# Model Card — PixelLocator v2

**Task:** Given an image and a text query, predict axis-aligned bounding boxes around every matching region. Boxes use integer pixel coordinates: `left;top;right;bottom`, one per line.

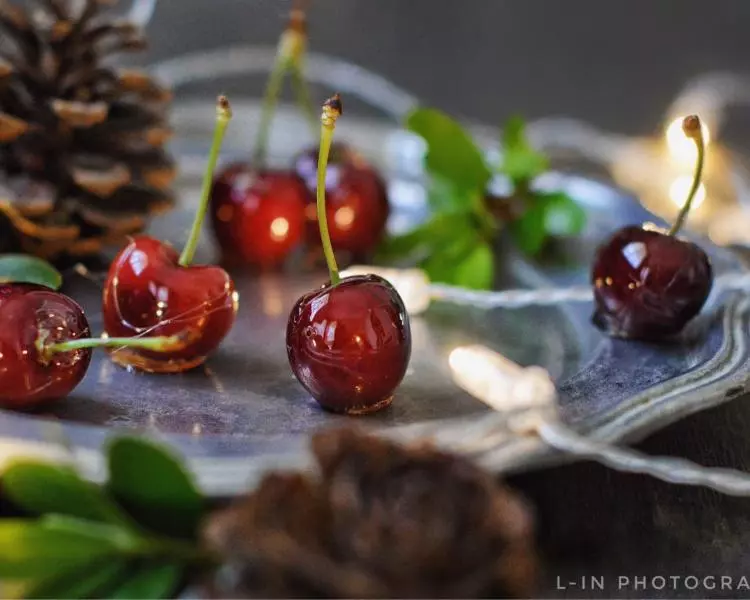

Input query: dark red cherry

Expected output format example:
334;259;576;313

294;142;389;260
210;164;309;269
287;274;411;414
102;236;238;373
591;225;712;340
0;283;91;408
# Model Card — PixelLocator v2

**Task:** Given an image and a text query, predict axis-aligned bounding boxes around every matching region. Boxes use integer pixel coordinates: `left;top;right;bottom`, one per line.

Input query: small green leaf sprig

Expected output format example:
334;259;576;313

0;255;62;290
377;109;586;289
0;437;211;600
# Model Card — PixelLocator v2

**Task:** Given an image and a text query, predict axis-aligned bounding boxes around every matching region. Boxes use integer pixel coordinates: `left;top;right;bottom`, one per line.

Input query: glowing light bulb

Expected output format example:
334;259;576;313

665;116;710;166
448;345;556;414
269;217;290;241
334;206;355;230
340;265;431;315
669;175;706;209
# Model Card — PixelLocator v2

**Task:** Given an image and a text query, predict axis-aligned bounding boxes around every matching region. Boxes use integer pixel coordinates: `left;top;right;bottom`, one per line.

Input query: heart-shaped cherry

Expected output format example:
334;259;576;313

209;6;313;269
286;95;412;414
0;283;180;408
591;114;713;340
294;142;389;262
103;97;239;373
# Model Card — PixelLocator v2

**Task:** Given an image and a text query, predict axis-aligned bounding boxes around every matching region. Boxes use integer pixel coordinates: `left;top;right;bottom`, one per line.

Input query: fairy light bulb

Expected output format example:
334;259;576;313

341;265;431;315
448;345;556;414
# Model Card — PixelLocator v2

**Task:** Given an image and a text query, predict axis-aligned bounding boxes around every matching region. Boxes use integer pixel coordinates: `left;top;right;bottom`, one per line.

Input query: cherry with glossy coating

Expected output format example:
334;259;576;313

591;115;713;340
210;165;309;269
0;283;181;408
209;6;313;269
287;274;411;413
102;97;238;373
286;94;412;414
0;283;91;408
294;142;389;261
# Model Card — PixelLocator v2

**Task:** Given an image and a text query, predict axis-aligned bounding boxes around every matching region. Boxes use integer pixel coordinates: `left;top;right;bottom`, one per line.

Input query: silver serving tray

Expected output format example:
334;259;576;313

0;59;747;496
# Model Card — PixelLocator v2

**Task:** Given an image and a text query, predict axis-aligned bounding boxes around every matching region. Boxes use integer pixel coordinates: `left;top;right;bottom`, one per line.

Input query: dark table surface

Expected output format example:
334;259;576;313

140;2;750;597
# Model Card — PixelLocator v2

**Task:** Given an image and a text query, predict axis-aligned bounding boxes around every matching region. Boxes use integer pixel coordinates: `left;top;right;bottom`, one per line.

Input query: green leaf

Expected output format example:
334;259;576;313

2;462;130;527
0;519;132;578
406;107;492;193
510;191;586;256
107;437;203;539
23;558;130;600
0;255;61;290
376;212;479;264
510;201;547;256
107;562;183;600
499;116;549;185
537;191;586;237
452;240;494;290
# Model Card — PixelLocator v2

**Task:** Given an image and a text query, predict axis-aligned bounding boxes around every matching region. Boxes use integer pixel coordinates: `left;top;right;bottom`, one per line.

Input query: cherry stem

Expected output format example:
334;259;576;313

290;61;318;135
40;334;184;360
317;94;343;285
252;6;313;164
179;96;232;267
668;114;706;237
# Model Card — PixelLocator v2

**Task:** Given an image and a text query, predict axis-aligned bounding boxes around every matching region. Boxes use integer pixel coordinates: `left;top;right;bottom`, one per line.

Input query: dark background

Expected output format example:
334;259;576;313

145;0;750;142
143;2;750;597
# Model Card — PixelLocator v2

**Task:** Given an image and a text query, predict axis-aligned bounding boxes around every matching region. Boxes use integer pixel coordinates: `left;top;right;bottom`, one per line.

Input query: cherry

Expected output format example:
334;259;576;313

209;6;313;270
102;97;239;373
0;283;180;408
286;95;412;414
591;115;713;340
294;142;389;261
210;165;309;269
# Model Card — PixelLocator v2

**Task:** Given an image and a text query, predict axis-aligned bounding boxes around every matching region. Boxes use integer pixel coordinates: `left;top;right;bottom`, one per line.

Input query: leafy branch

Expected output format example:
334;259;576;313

0;437;212;599
376;108;586;289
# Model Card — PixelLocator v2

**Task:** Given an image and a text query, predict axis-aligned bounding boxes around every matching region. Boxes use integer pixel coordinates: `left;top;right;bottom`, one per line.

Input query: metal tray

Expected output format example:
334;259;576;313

0;61;747;496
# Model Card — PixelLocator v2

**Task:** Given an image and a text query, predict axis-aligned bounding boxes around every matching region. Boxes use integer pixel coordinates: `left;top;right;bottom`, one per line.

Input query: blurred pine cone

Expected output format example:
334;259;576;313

204;429;538;599
0;0;175;263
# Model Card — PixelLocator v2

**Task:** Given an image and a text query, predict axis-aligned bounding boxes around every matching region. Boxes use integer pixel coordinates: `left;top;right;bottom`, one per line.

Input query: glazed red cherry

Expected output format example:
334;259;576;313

210;166;309;268
287;95;411;414
102;97;238;373
0;283;180;408
294;142;389;260
0;283;91;408
209;7;313;269
102;236;238;372
591;115;713;340
287;274;411;413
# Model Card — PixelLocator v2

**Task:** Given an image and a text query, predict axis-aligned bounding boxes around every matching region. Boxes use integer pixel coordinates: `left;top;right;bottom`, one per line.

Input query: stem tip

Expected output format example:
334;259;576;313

217;95;232;120
682;114;702;138
322;94;343;127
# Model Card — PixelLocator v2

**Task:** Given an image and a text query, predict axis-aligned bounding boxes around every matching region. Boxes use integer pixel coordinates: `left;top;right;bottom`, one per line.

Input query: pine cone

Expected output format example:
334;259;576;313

0;0;175;262
203;429;538;599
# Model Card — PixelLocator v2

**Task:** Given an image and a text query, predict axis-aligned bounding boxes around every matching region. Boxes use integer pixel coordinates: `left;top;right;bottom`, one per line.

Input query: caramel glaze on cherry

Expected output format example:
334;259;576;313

102;236;238;373
286;274;411;414
294;142;389;261
0;283;91;408
210;164;310;269
591;225;712;340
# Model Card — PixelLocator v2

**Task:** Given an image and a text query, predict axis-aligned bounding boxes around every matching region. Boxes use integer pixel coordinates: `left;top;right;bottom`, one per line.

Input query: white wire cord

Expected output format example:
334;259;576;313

427;270;750;310
537;422;750;496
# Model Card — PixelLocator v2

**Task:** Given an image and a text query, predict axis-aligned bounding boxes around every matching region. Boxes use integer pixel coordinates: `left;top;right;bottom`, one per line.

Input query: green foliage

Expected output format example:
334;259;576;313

0;437;210;599
377;108;587;290
498;116;549;185
107;437;203;539
406;108;492;194
0;255;61;289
